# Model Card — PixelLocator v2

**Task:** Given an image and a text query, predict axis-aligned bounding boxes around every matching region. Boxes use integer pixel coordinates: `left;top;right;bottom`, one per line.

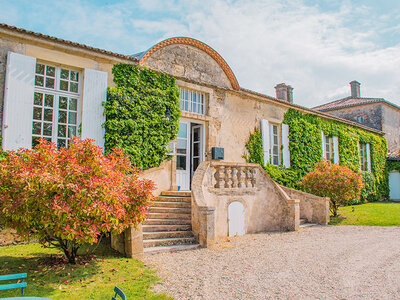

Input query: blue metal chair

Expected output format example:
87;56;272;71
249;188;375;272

112;286;126;300
0;273;27;296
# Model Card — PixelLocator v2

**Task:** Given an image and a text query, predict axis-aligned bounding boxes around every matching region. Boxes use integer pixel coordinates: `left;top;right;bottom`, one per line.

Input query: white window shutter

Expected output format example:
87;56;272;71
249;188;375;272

282;123;290;168
81;68;107;149
333;136;339;164
2;52;36;151
321;131;326;159
260;119;270;166
366;143;371;171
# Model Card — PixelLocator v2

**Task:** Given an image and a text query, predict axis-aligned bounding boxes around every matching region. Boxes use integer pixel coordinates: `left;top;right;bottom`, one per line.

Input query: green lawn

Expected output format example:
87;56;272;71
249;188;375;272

329;202;400;226
0;242;169;299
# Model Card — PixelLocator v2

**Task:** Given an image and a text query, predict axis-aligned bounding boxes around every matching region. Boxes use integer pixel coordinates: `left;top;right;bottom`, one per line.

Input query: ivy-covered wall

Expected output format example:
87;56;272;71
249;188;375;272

104;64;181;170
245;108;389;201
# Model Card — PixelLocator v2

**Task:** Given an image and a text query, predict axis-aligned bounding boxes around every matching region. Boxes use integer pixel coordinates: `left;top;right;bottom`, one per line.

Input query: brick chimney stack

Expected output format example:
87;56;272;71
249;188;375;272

275;83;293;103
350;80;361;98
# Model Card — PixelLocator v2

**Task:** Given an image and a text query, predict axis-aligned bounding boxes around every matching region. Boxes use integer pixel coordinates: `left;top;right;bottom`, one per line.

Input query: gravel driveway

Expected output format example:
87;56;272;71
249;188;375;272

144;226;400;299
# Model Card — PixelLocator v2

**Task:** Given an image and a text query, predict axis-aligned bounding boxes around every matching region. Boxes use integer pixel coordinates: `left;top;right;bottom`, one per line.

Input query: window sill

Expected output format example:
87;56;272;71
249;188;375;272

181;111;211;121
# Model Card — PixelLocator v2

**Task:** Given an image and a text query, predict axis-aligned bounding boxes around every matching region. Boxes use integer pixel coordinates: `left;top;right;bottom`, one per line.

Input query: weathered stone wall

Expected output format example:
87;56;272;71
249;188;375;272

143;44;232;89
0;227;24;246
382;105;400;153
281;186;330;225
323;104;383;131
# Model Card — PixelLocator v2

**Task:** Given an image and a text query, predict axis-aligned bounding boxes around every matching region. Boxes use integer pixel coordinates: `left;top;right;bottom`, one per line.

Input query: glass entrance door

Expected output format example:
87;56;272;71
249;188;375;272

176;121;190;191
191;125;202;178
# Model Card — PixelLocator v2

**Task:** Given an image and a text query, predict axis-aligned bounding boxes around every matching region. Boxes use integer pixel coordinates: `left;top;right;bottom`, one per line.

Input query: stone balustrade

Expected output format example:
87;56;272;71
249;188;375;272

211;162;258;189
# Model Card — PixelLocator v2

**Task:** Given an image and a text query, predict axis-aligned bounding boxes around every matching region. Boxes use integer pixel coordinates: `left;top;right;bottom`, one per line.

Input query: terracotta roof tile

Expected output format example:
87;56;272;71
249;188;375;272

313;97;385;111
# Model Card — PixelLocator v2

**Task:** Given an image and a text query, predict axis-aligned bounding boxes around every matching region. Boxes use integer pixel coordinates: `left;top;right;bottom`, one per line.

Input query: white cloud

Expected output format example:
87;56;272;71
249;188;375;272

2;0;400;107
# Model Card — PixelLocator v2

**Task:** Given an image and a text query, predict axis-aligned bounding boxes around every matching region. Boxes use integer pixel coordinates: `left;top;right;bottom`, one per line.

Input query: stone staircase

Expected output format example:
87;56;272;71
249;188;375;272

142;191;200;254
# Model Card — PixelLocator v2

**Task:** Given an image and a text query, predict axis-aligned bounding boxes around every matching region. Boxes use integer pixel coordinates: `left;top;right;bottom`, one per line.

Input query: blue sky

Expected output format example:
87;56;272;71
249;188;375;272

2;0;400;107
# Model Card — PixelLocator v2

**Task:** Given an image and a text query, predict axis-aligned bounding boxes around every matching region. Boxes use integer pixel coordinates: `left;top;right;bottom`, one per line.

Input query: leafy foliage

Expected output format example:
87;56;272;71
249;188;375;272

244;109;388;201
0;138;154;263
243;128;299;188
104;64;181;170
360;171;377;204
300;160;363;216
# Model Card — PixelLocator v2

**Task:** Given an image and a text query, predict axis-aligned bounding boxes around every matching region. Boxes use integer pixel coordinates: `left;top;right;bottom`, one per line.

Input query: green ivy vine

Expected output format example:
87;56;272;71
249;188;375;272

104;64;181;170
244;108;389;201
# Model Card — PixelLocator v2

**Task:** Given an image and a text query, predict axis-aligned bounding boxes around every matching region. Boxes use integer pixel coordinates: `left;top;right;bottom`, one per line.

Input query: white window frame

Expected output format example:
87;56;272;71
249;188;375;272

324;135;333;162
359;143;368;171
269;124;280;166
33;62;81;148
179;87;206;115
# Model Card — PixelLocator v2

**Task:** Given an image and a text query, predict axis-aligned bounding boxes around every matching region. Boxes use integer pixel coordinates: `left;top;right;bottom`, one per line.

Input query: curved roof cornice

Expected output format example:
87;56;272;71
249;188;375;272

137;37;240;90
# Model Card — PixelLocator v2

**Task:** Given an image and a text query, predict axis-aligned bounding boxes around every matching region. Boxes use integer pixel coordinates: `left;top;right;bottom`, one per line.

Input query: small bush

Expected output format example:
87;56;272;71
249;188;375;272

300;160;363;217
0;138;155;263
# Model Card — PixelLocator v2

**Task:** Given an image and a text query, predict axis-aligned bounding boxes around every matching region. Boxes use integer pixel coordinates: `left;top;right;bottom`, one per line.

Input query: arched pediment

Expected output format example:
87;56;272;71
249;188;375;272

136;37;239;90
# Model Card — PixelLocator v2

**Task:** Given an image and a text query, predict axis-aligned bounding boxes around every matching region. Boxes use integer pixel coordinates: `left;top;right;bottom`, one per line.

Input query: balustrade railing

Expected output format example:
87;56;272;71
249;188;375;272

212;163;257;188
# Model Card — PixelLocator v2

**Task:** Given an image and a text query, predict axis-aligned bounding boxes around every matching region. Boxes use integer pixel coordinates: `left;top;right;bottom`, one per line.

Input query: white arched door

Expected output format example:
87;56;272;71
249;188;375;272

228;201;245;237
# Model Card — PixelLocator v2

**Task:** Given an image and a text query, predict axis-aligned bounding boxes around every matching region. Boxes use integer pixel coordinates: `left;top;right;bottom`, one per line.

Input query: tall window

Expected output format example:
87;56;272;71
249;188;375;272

179;88;205;115
270;124;280;166
325;136;333;162
359;143;368;171
33;63;80;148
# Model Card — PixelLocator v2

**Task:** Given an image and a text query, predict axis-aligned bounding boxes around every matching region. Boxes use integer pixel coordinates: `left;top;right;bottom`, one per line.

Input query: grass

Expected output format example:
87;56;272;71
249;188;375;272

0;242;170;299
329;202;400;226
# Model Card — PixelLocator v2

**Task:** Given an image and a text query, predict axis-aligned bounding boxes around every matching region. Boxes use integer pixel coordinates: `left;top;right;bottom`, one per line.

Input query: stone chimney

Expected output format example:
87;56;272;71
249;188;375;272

275;83;293;103
350;80;361;98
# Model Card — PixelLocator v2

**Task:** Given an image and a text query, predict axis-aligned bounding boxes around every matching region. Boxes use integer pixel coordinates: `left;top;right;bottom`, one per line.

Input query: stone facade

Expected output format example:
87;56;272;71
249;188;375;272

144;44;233;89
324;104;383;131
382;105;400;154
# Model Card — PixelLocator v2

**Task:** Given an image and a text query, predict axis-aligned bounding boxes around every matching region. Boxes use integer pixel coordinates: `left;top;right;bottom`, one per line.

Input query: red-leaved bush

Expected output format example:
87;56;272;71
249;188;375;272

300;160;363;217
0;137;154;263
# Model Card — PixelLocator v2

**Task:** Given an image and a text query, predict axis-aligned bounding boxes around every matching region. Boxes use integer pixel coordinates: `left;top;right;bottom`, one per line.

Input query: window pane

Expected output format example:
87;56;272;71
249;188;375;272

58;110;67;123
177;139;187;154
60;69;69;80
60;80;68;91
36;64;45;75
178;123;187;138
35;76;44;87
193;142;199;156
68;112;77;124
32;137;40;148
45;77;55;89
43;123;52;136
33;107;42;120
69;98;77;111
44;109;53;122
46;66;55;77
69;82;78;93
44;94;54;107
176;156;186;170
32;122;41;135
70;71;79;82
58;139;66;148
59;96;68;109
68;125;77;138
58;125;66;137
34;92;43;106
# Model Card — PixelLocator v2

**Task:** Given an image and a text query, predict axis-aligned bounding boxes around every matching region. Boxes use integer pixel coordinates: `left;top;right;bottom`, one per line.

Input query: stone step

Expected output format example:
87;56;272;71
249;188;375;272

150;201;191;208
147;212;191;220
149;207;191;214
300;218;307;225
143;218;192;225
144;244;200;255
161;191;191;197
142;224;192;232
143;237;197;248
154;196;192;203
299;223;317;228
143;230;193;240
